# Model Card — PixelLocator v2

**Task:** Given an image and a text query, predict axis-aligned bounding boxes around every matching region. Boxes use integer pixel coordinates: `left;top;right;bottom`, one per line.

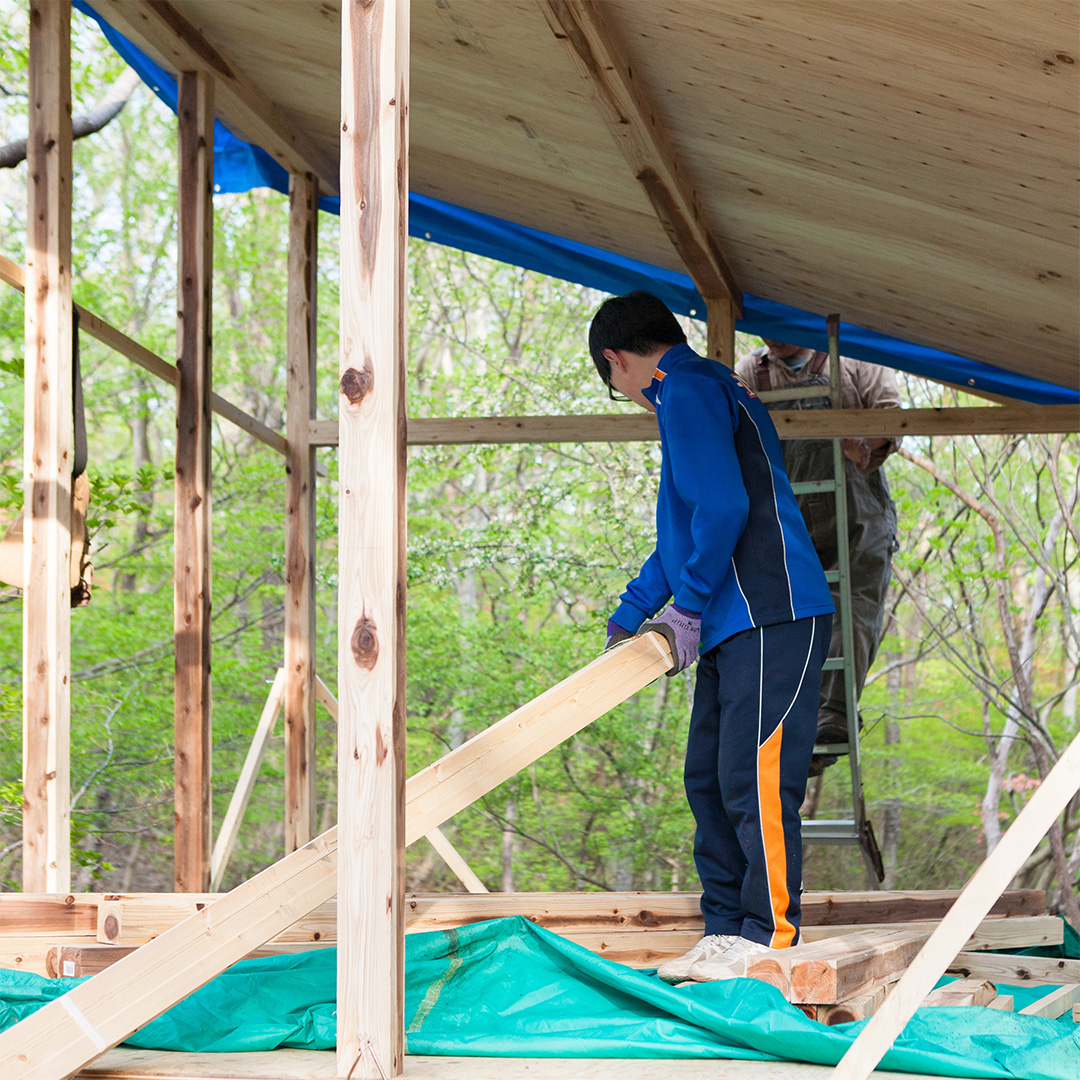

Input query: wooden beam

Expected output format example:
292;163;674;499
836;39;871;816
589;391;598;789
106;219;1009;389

284;173;319;854
22;0;73;894
338;0;410;1074
815;983;891;1026
0;634;674;1077
539;1;741;309
209;669;287;891
173;69;214;895
46;940;334;979
3;252;288;455
306;405;1077;449
1018;983;1080;1019
789;930;930;1005
947;950;1080;987
405;633;671;845
706;297;737;369
921;978;997;1008
423;827;489;894
832;728;1080;1080
87;0;338;195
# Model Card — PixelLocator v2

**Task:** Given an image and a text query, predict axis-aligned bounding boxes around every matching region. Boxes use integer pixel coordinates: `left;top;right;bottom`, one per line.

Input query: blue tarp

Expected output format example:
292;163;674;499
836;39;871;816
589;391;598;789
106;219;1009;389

74;2;1078;406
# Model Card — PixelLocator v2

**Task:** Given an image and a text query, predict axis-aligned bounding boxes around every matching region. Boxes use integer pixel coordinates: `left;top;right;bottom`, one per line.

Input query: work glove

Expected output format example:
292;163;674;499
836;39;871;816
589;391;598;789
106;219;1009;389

639;604;701;675
605;618;636;651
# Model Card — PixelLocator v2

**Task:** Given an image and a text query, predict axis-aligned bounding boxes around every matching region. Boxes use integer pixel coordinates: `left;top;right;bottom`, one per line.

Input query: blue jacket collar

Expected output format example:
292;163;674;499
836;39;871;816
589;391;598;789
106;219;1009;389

642;343;697;405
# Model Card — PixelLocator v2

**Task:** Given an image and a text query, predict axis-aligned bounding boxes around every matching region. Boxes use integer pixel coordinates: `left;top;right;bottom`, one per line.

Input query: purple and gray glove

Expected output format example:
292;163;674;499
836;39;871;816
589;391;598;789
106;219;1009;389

639;604;701;675
605;618;636;651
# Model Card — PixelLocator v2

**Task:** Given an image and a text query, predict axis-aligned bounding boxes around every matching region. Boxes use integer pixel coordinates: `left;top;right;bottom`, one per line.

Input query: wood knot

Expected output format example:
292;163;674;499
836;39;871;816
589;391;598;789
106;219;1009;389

351;615;379;669
103;914;119;941
340;362;374;405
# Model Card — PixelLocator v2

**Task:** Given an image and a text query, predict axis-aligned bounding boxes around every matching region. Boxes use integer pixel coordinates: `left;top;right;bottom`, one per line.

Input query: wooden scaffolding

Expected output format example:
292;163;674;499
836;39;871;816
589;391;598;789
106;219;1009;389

1;2;1077;1079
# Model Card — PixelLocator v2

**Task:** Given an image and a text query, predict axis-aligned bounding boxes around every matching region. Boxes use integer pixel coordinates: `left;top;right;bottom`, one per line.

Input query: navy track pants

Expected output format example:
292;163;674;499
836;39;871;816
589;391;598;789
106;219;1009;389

685;613;831;947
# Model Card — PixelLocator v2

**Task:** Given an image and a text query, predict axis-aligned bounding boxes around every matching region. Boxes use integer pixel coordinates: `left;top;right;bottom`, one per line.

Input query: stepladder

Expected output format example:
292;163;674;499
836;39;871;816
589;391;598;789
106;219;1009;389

754;315;885;885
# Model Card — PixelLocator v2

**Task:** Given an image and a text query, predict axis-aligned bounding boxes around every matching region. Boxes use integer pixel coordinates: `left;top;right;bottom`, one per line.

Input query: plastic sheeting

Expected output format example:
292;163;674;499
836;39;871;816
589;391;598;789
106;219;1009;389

72;2;1078;406
2;917;1078;1078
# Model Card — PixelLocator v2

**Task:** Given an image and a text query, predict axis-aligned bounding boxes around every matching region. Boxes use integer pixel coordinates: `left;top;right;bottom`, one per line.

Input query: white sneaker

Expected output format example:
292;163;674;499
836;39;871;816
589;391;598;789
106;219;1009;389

656;934;737;984
687;935;775;981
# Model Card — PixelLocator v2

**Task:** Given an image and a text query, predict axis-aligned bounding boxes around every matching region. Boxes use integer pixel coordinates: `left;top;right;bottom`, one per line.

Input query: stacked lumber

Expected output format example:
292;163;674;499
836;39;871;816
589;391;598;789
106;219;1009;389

0;887;1057;980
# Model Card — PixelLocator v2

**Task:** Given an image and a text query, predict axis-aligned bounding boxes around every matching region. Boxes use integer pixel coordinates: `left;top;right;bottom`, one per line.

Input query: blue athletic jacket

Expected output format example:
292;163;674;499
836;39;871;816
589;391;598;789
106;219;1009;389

611;343;834;654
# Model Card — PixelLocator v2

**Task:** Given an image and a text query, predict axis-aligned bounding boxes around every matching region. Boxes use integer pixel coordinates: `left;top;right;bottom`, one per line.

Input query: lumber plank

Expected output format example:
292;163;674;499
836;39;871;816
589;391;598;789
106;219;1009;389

1018;983;1080;1019
790;930;930;1005
815;982;890;1026
71;1046;973;1080
22;0;73;894
284;172;319;854
399;888;1044;931
405;632;672;844
0;936;99;978
947;950;1080;987
45;940;336;979
803;917;1060;952
173;68;214;895
306;407;1079;450
921;978;997;1008
79;891;1051;947
209;670;287;890
832;729;1080;1080
0;894;101;935
423;827;489;894
337;0;410;1075
985;995;1014;1012
97;896;336;947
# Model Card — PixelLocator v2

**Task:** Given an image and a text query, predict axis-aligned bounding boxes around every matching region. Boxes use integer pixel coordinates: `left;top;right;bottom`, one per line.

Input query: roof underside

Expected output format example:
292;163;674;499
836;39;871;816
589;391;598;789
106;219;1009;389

91;0;1080;392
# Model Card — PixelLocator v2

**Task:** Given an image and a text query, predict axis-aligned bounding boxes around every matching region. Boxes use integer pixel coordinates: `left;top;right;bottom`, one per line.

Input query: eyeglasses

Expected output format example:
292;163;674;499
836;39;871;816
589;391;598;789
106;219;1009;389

605;373;632;403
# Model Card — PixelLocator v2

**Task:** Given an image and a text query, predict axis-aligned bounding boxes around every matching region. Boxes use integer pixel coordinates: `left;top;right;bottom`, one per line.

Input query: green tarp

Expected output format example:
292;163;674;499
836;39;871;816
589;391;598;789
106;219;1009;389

1;917;1078;1078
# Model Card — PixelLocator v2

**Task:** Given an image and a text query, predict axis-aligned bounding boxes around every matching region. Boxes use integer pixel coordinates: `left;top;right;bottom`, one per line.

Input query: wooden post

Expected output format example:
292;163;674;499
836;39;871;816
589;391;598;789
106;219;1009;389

174;70;214;894
284;172;319;853
338;1;410;1076
705;297;736;368
22;0;73;893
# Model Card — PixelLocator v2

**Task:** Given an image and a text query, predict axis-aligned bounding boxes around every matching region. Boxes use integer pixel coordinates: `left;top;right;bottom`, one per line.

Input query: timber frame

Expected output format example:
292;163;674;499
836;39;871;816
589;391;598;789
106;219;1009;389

1;2;1078;1080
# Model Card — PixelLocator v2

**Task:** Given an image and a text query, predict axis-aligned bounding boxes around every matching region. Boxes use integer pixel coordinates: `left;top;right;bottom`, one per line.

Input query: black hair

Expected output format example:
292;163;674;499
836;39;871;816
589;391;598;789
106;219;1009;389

588;290;687;389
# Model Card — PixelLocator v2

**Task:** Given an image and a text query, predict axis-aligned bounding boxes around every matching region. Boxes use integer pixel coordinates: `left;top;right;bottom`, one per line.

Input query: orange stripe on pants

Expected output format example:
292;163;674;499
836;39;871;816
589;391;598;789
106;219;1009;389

758;722;796;948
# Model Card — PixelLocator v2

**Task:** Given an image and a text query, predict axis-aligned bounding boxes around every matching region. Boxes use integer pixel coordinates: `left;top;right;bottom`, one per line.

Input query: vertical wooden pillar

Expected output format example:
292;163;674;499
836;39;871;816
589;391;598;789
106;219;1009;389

174;70;214;894
338;0;409;1076
284;172;318;853
705;296;737;368
22;0;72;893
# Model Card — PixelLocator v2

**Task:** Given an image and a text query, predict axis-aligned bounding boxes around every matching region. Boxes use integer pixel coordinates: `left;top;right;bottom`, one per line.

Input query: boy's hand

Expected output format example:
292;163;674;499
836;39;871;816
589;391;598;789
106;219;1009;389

605;619;636;651
640;605;701;675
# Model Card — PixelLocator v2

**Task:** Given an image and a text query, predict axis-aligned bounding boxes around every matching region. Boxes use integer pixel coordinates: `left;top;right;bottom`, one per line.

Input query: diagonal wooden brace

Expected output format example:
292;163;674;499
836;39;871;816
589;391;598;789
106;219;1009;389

0;632;671;1080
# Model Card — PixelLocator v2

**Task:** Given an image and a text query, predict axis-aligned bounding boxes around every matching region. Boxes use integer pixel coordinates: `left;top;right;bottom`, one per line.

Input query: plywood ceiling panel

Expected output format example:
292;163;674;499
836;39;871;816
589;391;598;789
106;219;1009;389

90;0;1079;389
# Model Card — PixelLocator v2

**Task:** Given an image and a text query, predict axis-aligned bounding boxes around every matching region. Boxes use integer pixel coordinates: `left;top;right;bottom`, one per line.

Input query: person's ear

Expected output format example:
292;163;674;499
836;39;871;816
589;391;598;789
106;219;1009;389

603;347;626;372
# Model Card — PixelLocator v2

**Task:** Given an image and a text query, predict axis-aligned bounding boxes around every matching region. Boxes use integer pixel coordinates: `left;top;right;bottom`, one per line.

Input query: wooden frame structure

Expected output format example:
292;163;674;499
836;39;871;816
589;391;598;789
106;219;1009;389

1;2;1077;1079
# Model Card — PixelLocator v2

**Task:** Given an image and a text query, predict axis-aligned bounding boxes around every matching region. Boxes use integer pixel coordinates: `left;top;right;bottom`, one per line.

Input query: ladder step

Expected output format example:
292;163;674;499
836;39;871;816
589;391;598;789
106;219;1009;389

823;570;840;583
801;820;861;843
790;479;838;495
821;657;846;670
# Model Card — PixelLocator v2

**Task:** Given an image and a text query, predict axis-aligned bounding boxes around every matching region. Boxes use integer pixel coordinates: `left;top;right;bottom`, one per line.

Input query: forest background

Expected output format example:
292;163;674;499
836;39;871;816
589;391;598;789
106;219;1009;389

0;4;1077;919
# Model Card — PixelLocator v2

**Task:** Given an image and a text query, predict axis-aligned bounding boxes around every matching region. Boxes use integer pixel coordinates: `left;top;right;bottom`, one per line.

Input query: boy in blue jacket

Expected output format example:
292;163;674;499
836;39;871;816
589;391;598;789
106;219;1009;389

591;292;834;982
